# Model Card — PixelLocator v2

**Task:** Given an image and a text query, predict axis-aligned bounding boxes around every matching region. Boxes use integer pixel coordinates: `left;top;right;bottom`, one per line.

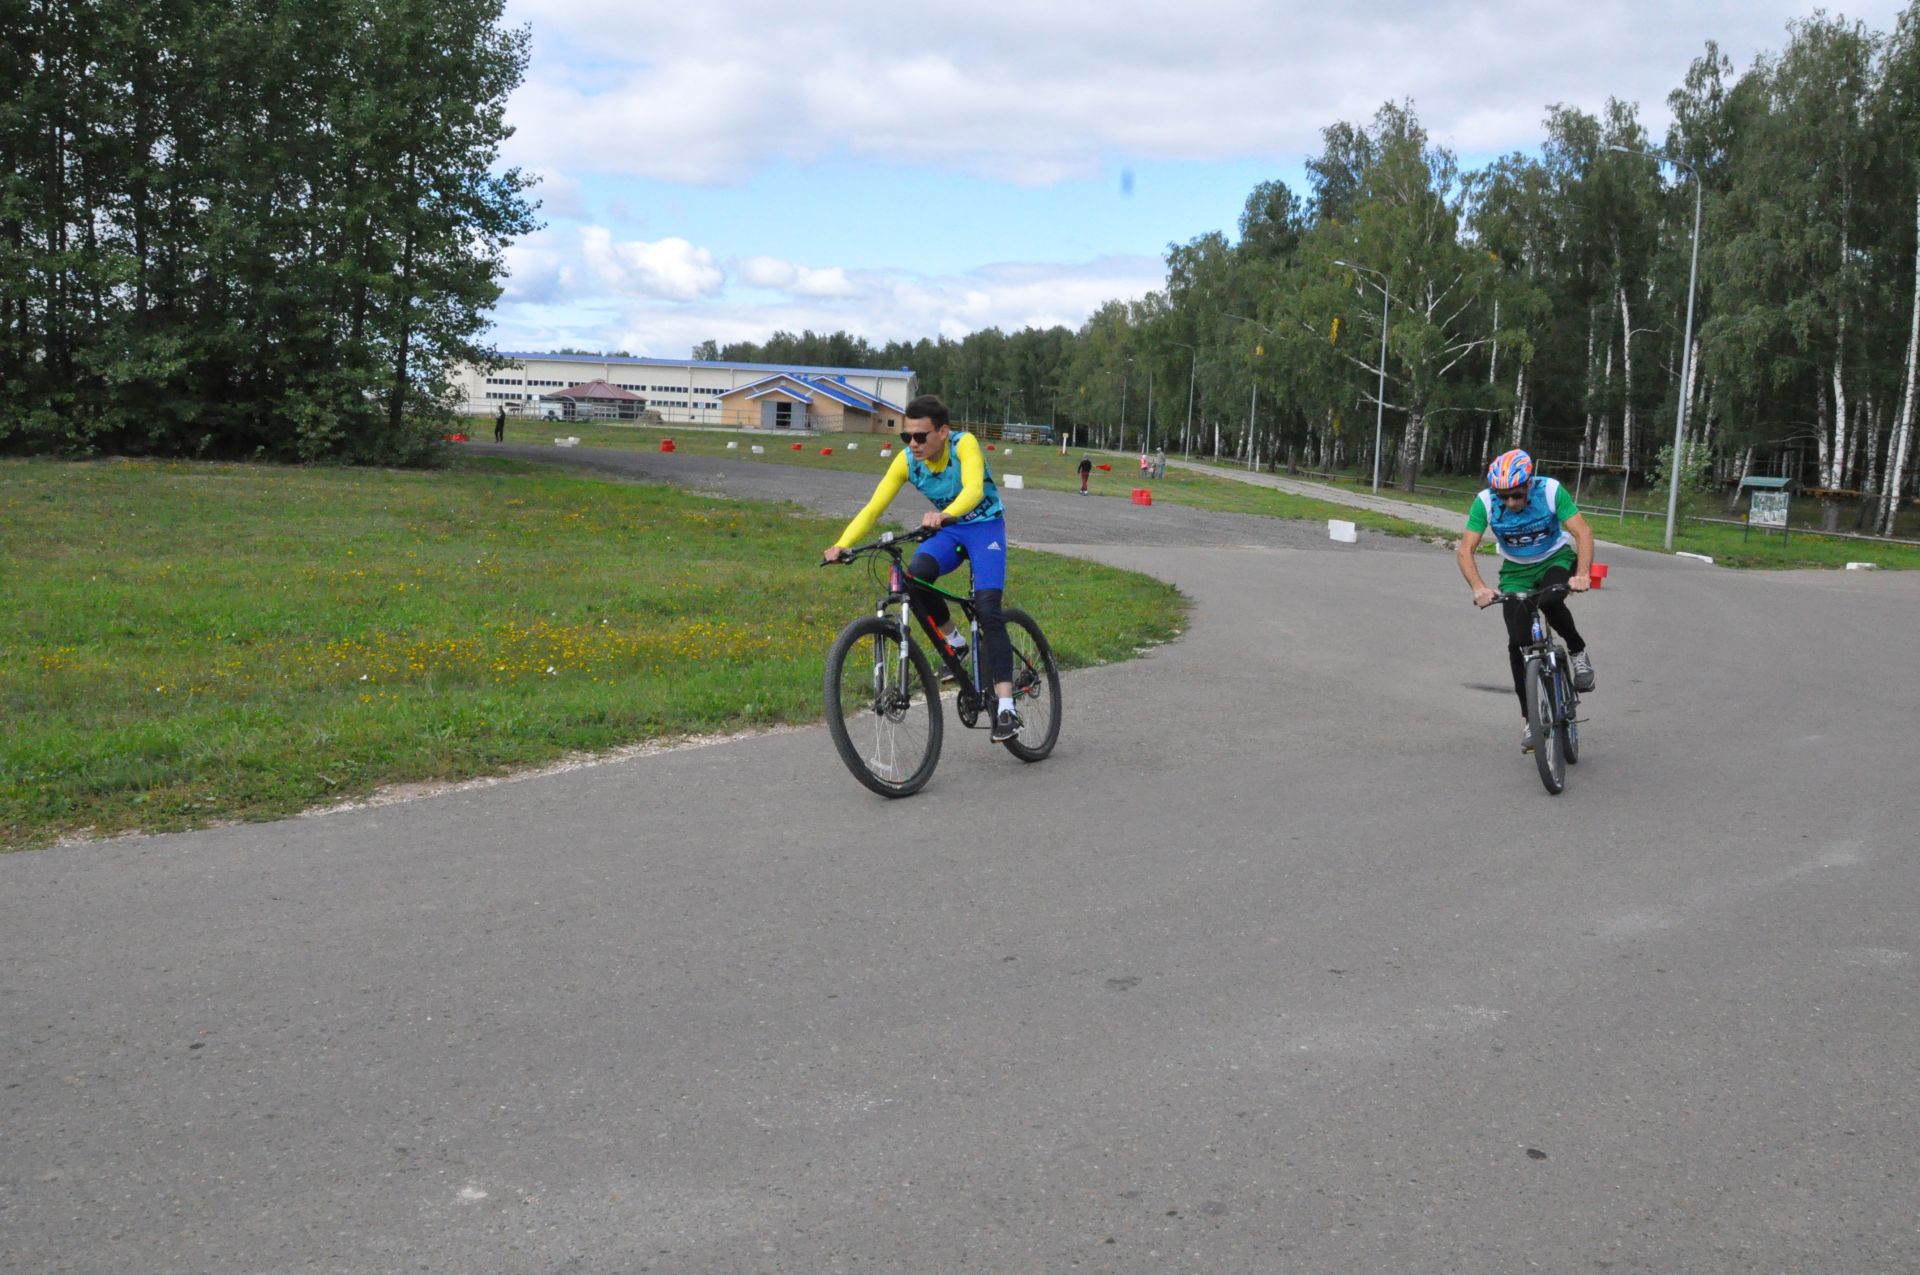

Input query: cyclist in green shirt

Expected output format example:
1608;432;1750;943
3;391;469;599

1456;449;1596;751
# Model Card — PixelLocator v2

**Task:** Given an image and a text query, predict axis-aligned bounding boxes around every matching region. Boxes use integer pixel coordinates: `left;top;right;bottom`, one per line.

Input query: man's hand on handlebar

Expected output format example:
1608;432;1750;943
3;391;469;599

1472;585;1497;609
822;544;849;564
919;510;947;533
1568;573;1591;592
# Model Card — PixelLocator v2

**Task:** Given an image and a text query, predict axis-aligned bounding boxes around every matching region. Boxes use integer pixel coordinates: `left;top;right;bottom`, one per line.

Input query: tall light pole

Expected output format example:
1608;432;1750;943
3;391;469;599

1169;340;1197;457
1612;145;1703;551
1225;314;1273;471
1334;260;1390;493
1119;357;1133;454
1144;367;1154;455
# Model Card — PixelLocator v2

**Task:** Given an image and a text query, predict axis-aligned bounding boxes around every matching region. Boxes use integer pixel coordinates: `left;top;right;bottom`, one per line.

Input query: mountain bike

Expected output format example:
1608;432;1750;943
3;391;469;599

821;527;1061;797
1489;583;1583;795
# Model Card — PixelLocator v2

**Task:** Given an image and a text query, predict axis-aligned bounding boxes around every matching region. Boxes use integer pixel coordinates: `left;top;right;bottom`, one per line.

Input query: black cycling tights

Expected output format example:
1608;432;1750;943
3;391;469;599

1502;563;1586;713
908;552;1013;687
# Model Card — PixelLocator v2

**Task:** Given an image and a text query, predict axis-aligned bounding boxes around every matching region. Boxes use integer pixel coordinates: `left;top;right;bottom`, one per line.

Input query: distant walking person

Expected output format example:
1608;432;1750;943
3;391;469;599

1078;454;1093;496
1154;446;1166;479
494;405;506;442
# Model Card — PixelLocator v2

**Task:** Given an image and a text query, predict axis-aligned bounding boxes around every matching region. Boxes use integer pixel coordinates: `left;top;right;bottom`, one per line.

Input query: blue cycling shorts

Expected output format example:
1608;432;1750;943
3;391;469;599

918;517;1008;593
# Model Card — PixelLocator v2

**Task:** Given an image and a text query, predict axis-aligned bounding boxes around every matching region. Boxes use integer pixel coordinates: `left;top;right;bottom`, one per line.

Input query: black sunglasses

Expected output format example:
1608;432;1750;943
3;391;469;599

1497;488;1531;502
899;429;936;444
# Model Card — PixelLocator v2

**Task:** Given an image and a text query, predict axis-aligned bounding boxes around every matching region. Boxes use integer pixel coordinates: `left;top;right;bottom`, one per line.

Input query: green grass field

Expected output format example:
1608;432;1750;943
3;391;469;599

2;457;1187;851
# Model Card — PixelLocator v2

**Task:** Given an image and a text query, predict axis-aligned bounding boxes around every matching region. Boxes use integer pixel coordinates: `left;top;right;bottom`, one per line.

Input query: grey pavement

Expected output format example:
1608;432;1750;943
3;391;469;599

5;453;1919;1274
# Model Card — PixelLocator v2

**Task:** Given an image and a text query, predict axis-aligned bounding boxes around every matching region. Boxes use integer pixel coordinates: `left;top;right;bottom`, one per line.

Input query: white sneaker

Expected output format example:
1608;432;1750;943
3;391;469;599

1520;724;1535;753
1570;649;1594;692
936;635;968;681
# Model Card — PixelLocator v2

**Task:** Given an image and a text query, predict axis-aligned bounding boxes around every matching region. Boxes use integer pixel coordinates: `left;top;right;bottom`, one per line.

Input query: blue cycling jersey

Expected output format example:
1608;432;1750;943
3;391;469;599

1470;477;1574;565
906;431;1003;523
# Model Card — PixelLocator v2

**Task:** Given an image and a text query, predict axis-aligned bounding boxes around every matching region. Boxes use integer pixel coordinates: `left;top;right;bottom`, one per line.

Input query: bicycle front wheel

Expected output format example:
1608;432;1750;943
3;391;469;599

1526;658;1565;795
999;607;1061;762
824;617;943;797
1559;663;1580;766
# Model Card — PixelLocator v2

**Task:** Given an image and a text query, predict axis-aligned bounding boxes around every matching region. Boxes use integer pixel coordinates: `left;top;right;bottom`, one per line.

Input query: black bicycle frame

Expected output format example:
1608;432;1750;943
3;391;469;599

1506;587;1579;728
857;540;1000;726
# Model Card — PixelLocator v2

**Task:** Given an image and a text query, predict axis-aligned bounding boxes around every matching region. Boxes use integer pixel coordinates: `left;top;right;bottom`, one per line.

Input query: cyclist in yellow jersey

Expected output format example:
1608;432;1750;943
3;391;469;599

823;394;1023;741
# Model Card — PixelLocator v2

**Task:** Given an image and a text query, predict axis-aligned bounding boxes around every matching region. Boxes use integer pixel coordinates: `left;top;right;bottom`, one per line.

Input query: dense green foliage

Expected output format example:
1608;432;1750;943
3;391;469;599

0;0;538;463
711;9;1920;539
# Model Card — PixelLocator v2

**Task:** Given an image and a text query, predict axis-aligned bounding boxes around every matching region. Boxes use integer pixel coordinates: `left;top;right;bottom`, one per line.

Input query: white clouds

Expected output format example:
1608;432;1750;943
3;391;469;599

490;252;1165;360
579;228;724;300
737;257;855;297
486;0;1912;356
501;0;1906;182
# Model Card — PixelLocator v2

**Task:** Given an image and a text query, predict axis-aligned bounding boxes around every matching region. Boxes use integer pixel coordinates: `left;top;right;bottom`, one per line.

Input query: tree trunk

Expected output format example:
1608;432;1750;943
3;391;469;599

1617;285;1636;480
1398;413;1424;493
1725;446;1754;514
1483;297;1500;463
1856;396;1883;531
1596;342;1615;469
1581;312;1598;465
1683;333;1704;451
1510;362;1528;449
1814;380;1841;531
1883;187;1920;537
388;157;418;432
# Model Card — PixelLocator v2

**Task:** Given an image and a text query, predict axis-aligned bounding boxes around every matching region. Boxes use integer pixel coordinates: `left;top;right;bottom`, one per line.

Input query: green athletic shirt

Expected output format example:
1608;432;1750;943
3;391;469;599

1465;482;1580;590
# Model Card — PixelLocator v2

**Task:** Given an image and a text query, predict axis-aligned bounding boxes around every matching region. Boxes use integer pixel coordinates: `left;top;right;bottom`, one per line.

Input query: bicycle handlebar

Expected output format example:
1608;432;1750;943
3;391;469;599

1487;582;1571;607
819;525;936;565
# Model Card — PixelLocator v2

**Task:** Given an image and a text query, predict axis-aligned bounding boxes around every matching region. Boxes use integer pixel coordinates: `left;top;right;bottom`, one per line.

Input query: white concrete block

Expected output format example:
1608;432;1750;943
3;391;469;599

726;440;738;449
750;444;764;454
1846;561;1880;570
1328;518;1357;543
1003;474;1024;489
1676;551;1715;564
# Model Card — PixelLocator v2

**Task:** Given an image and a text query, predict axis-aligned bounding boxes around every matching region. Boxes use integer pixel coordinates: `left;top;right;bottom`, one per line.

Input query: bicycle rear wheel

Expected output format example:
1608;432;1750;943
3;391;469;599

998;607;1061;762
824;617;943;797
1526;658;1565;795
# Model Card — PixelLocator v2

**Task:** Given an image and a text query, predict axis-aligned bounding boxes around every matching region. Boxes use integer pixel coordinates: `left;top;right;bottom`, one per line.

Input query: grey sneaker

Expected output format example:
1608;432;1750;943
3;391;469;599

1521;723;1535;753
935;634;969;681
992;708;1023;742
1570;649;1594;692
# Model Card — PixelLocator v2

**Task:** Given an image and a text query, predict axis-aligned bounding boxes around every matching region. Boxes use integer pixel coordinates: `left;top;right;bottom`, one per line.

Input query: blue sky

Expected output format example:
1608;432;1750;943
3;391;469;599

490;0;1909;361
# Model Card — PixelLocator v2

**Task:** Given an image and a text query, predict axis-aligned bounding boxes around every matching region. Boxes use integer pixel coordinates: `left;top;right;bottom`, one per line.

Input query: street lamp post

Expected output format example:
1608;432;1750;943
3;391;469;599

1225;315;1273;471
1169;340;1197;457
1144;368;1154;456
1611;145;1703;552
1333;260;1390;493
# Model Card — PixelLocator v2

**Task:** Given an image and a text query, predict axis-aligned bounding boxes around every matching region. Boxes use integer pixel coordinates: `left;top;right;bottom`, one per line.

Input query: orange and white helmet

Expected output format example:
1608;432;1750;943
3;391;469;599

1487;449;1534;492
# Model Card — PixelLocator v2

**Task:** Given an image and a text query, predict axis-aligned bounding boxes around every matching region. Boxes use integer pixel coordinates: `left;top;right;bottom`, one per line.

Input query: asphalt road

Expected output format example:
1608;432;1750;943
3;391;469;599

5;450;1918;1274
